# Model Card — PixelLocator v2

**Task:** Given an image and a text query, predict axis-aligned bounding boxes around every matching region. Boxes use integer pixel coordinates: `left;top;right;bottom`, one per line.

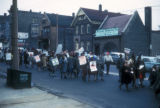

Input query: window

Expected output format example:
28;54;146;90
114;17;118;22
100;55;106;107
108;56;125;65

81;25;84;34
86;41;90;51
87;24;91;34
31;24;39;37
81;41;84;48
32;18;38;23
75;39;79;50
76;26;78;35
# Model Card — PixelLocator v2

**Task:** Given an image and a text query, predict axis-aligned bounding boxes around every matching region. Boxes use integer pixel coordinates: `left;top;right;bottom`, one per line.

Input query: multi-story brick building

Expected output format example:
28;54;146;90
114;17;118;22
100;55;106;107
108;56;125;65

0;13;10;48
71;4;122;52
41;13;73;51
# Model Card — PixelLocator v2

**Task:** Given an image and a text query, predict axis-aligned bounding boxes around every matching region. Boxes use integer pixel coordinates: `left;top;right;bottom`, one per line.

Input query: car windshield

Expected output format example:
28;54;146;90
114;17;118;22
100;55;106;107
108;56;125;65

143;58;151;62
111;54;119;58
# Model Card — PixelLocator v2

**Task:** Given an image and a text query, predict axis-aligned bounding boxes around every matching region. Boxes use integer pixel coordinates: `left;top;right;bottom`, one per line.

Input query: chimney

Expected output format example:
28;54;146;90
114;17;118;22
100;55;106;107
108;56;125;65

145;6;152;55
99;4;102;11
4;13;7;17
72;12;75;18
145;7;152;32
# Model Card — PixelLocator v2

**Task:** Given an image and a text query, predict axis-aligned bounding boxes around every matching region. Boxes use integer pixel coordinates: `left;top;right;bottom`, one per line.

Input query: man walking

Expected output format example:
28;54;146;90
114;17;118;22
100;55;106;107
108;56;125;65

104;52;113;75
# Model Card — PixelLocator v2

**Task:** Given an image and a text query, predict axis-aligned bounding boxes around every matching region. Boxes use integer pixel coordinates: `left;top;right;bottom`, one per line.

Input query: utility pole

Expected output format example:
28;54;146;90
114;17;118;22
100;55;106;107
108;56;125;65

56;14;59;49
11;0;19;70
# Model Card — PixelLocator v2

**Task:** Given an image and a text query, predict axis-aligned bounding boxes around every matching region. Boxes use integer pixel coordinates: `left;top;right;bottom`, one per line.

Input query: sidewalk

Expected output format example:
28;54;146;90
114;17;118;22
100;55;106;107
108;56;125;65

0;79;93;108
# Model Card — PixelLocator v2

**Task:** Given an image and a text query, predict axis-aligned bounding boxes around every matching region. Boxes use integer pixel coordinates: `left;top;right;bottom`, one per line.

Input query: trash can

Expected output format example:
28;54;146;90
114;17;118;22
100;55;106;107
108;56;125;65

7;69;32;89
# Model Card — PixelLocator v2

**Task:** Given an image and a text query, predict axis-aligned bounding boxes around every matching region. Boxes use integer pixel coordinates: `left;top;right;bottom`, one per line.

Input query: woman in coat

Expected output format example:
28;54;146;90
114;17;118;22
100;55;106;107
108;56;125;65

119;61;132;91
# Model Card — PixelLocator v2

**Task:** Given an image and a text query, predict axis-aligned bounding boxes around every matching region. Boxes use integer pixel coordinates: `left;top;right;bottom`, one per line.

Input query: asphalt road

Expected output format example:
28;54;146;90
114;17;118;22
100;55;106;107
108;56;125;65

0;63;159;108
30;65;159;108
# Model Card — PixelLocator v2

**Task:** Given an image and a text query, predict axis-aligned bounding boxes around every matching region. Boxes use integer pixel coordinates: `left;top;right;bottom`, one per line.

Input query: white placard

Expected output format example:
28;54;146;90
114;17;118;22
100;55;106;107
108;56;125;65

18;32;29;39
139;65;144;70
6;53;12;61
79;56;87;65
0;43;2;48
51;58;59;66
89;61;97;72
34;55;41;63
43;50;49;56
55;44;63;54
28;52;34;56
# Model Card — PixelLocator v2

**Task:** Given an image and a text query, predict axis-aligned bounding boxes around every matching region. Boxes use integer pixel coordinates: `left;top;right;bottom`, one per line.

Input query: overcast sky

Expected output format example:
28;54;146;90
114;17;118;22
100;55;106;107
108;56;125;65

0;0;160;30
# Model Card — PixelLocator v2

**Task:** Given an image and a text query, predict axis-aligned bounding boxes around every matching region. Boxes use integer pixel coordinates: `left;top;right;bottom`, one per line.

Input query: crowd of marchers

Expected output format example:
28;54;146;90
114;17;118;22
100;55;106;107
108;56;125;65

0;48;160;96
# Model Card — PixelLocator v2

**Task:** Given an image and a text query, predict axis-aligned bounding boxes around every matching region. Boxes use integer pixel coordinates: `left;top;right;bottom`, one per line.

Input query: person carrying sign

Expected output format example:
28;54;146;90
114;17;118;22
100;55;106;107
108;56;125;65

104;52;113;75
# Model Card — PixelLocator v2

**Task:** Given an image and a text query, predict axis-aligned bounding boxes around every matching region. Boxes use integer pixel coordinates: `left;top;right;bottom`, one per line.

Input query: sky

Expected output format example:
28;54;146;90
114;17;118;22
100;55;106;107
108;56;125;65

0;0;160;30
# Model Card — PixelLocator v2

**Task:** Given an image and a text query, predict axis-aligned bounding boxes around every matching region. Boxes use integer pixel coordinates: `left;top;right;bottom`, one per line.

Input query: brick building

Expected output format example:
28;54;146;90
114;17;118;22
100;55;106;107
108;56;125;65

71;4;122;52
41;13;73;51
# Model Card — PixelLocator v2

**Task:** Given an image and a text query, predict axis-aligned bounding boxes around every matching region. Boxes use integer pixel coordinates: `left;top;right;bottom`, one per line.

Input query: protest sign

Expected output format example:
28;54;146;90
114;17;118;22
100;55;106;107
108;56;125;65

139;65;144;70
43;50;49;56
79;56;87;65
34;55;41;63
55;44;63;54
0;43;2;48
28;52;34;56
6;53;12;61
89;61;97;72
51;58;59;66
124;48;131;54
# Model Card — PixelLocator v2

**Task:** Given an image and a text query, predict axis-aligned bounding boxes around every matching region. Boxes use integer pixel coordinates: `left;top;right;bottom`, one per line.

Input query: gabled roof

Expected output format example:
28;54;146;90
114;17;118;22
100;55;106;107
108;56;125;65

100;14;132;34
46;13;73;27
81;8;123;22
71;7;123;26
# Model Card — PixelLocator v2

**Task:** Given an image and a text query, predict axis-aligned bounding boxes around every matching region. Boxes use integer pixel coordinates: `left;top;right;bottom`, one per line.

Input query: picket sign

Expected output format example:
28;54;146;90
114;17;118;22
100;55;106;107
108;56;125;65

28;52;34;56
89;61;97;72
34;55;41;63
43;50;49;56
79;56;87;65
6;53;12;61
55;44;63;54
139;65;144;70
51;58;59;66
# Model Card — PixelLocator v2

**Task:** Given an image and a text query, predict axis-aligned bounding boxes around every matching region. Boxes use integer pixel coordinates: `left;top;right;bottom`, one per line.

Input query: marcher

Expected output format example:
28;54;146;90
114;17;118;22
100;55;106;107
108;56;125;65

24;50;29;68
68;52;74;79
97;54;104;81
117;54;124;82
128;54;137;88
119;61;132;91
60;54;68;79
104;52;113;75
149;65;158;87
136;56;145;88
41;54;47;70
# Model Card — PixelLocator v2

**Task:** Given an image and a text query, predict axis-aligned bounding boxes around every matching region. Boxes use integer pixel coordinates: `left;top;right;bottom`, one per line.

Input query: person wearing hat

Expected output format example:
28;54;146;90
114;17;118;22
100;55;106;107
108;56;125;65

104;52;113;75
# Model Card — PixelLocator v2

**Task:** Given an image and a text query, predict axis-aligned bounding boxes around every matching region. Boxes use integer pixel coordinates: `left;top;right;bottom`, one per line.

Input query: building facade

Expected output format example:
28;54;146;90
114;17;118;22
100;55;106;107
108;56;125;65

71;4;123;52
151;31;160;56
0;13;10;48
41;13;73;51
16;10;43;49
94;10;150;55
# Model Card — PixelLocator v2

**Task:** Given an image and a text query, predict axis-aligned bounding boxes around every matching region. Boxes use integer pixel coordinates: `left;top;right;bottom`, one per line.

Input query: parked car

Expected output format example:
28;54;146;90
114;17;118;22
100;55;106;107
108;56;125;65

141;56;160;72
110;52;125;64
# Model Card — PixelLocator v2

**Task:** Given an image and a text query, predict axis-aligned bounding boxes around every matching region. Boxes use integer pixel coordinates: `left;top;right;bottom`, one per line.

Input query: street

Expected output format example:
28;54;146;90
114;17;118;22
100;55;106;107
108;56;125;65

1;63;158;108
